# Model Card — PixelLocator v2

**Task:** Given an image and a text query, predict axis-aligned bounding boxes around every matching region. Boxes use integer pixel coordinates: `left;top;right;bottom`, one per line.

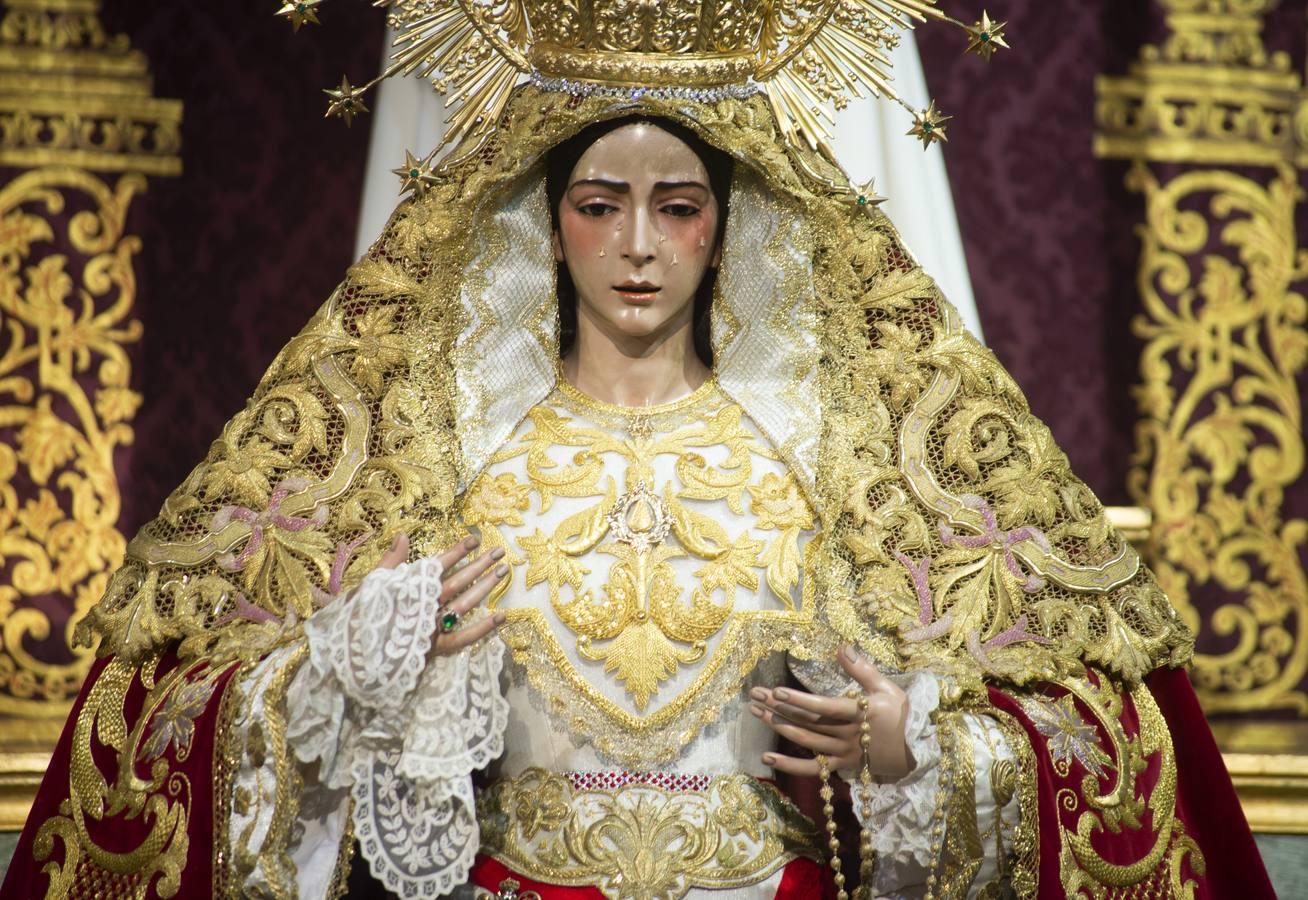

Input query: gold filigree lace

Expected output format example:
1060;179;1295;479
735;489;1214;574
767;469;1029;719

477;768;822;900
464;380;816;765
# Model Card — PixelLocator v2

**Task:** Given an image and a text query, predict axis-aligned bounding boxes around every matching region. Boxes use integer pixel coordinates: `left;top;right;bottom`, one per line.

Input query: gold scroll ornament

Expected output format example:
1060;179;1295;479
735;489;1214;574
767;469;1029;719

0;0;180;827
1096;0;1308;832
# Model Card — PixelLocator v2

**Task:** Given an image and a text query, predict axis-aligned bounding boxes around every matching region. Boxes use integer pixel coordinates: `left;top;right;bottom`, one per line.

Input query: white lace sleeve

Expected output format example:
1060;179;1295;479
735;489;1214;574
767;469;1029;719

286;556;510;898
847;671;1019;898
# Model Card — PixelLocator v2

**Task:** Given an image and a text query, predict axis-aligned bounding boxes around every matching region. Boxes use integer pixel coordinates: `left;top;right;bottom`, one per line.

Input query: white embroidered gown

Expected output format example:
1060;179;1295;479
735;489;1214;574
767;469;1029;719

231;377;1019;899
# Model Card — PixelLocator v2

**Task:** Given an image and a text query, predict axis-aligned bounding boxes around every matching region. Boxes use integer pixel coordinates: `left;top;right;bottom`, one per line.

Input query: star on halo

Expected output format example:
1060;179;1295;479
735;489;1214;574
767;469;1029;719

846;178;887;214
276;0;322;32
908;101;952;150
324;76;369;126
965;11;1009;62
392;150;437;198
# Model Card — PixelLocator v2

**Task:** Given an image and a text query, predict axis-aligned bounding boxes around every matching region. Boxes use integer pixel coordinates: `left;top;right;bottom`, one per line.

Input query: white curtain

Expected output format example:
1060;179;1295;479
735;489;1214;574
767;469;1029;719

352;31;984;342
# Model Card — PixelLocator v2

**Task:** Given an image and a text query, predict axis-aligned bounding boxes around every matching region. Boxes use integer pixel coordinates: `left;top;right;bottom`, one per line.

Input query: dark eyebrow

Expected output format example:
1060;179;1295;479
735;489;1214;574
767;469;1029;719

570;178;628;192
654;180;709;192
568;178;709;193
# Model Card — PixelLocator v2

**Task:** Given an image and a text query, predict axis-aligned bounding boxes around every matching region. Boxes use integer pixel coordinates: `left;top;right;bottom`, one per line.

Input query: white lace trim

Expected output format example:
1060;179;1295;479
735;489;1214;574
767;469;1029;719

849;671;941;891
287;557;510;898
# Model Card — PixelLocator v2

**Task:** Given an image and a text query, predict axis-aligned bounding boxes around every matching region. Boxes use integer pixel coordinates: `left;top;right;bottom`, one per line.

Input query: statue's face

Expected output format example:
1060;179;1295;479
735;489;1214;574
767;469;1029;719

553;122;722;345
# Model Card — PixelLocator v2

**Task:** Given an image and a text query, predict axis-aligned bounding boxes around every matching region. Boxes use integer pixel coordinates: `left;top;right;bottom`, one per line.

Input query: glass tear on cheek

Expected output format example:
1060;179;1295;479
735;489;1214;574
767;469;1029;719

699;236;707;248
671;252;679;266
658;233;667;244
598;246;606;257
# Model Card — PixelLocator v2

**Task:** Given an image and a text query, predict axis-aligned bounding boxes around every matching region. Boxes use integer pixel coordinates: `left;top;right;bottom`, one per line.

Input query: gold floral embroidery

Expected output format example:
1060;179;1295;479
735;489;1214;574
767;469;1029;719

348;305;409;395
60;79;1200;900
465;472;532;527
478;769;821;900
1048;678;1205;899
748;471;812;599
463;382;817;760
33;656;230;897
84;85;1190;701
986;706;1040;899
928;712;984;897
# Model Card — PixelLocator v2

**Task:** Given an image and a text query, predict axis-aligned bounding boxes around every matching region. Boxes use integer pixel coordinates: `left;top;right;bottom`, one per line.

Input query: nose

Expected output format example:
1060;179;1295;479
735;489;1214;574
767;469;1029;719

622;206;658;264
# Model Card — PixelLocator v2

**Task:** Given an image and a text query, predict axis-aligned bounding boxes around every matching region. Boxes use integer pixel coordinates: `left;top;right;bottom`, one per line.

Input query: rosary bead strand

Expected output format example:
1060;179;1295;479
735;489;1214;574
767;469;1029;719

817;753;848;900
857;694;876;896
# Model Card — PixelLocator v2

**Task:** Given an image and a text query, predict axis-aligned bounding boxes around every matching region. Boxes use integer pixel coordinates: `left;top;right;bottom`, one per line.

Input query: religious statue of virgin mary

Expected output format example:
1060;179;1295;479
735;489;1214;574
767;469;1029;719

2;2;1274;898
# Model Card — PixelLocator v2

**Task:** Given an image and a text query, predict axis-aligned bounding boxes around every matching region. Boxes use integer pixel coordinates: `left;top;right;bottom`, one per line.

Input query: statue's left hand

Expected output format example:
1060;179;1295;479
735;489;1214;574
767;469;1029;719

751;645;912;780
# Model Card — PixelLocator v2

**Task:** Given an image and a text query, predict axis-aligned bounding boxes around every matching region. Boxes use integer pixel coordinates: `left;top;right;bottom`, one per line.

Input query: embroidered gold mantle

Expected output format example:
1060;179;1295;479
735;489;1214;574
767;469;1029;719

79;84;1193;704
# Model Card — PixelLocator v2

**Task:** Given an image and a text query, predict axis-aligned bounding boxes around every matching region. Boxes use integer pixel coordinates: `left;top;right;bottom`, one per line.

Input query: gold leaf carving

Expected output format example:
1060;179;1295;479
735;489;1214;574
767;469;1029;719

0;167;146;715
1124;163;1308;714
1096;0;1308;729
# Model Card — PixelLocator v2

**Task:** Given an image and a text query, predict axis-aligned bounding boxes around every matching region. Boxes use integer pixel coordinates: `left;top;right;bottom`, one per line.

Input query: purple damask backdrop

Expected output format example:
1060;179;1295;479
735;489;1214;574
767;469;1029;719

918;1;1145;504
95;4;386;533
920;0;1307;505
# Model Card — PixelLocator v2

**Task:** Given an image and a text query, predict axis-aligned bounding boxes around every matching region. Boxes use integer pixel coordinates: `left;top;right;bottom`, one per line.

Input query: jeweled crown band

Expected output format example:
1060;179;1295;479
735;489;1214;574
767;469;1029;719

527;72;759;104
529;46;756;87
281;1;1011;180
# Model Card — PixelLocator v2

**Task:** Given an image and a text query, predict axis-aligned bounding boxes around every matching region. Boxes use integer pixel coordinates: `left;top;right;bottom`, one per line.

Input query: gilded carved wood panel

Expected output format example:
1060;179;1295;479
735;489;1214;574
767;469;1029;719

1095;0;1308;831
0;0;179;826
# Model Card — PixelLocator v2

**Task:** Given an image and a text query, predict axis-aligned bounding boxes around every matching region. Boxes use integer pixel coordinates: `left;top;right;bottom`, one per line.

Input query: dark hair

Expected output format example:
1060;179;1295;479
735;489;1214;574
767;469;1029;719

545;115;733;367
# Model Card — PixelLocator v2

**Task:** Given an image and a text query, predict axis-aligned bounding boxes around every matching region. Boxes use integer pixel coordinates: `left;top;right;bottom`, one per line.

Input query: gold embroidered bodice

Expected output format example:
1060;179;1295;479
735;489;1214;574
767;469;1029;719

461;376;818;767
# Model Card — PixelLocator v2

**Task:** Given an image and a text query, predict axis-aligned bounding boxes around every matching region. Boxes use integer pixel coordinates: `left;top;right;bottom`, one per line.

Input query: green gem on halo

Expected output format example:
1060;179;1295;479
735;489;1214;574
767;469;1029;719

856;195;867;205
980;32;991;42
410;168;420;178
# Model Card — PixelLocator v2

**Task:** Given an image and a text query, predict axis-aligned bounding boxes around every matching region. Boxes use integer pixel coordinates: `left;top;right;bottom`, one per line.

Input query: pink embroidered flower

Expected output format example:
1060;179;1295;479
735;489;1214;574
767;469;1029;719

939;494;1050;592
140;675;218;762
211;476;333;618
1020;694;1114;778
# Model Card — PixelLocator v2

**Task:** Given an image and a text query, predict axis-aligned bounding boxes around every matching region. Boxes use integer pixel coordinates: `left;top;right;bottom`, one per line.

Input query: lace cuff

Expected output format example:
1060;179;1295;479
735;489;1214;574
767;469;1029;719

848;670;942;887
311;556;446;713
287;557;510;898
848;672;1021;896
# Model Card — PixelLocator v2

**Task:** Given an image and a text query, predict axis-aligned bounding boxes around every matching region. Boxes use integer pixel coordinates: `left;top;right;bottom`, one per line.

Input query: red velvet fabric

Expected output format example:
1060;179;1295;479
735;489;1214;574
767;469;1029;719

4;657;108;899
471;856;605;898
988;668;1273;897
1148;667;1274;897
3;652;241;899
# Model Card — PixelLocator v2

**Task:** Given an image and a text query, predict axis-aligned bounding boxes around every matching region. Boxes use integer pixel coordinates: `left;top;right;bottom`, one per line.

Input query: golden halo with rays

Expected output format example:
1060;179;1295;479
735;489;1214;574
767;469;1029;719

279;1;1008;168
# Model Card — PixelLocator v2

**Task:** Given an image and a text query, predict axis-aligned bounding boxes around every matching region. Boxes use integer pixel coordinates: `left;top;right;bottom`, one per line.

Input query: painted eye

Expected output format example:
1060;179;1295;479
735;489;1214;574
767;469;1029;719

578;202;616;217
662;203;700;217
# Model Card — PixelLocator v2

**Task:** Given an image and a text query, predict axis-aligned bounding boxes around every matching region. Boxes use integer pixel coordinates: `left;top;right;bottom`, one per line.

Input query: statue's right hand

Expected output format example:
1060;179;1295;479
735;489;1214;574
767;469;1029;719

375;533;508;656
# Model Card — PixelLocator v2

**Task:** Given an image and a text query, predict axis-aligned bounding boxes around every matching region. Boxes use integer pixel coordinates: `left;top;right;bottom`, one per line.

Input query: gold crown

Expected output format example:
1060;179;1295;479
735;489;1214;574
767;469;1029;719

280;1;1007;171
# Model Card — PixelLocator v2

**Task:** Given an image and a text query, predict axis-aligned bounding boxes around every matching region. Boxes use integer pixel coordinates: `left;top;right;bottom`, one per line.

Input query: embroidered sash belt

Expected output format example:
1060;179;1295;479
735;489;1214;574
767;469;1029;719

477;768;823;900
